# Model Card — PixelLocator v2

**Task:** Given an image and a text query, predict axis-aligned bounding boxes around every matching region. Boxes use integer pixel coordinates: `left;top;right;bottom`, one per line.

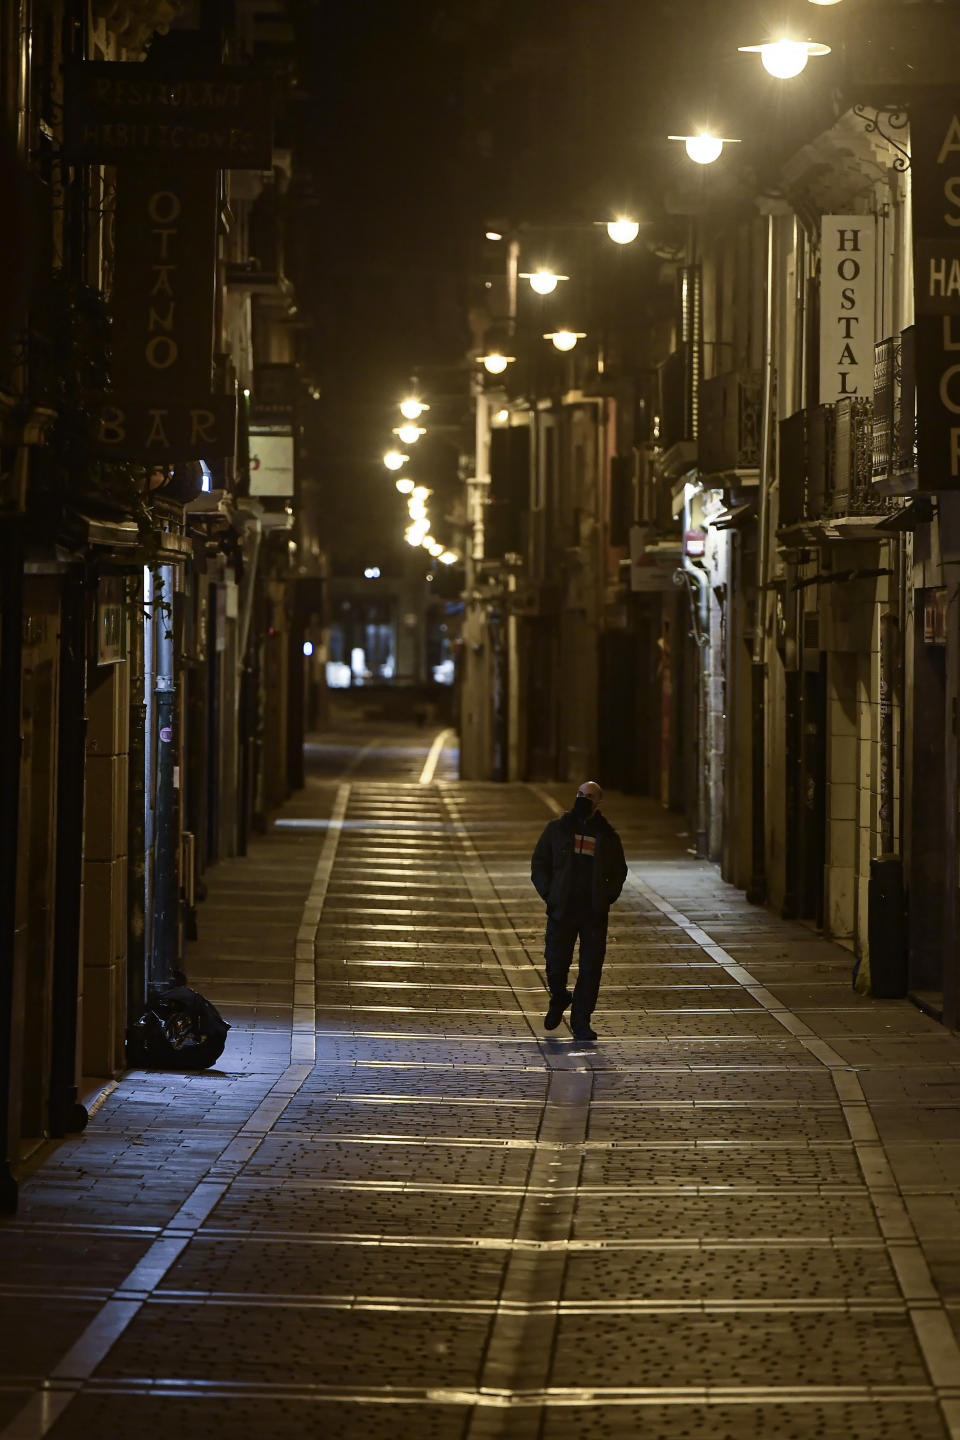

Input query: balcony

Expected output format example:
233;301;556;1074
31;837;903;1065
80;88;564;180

698;371;762;480
778;397;899;540
873;327;917;491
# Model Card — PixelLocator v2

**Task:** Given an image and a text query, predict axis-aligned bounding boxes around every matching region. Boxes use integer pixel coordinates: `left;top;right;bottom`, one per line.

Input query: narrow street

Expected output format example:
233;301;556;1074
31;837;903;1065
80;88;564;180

1;721;959;1440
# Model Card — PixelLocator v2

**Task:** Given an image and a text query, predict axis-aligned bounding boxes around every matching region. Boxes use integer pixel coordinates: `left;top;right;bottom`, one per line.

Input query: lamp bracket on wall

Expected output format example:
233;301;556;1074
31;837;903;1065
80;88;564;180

853;105;910;173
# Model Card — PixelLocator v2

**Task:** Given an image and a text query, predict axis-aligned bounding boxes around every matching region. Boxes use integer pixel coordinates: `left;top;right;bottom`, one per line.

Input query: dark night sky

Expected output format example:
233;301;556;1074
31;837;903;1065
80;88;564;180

286;0;843;573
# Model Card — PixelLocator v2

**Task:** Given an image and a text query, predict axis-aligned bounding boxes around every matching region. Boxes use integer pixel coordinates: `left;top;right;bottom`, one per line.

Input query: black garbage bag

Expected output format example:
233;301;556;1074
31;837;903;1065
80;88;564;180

127;984;230;1070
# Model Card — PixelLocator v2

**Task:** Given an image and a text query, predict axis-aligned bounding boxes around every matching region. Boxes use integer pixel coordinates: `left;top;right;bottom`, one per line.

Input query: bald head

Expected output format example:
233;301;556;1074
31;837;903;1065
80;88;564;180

575;780;603;815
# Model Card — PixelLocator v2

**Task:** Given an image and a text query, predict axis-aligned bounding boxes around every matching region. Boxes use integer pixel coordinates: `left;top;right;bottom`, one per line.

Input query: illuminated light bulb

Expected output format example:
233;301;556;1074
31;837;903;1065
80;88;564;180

384;450;408;471
408;499;427;520
545;330;586;352
685;132;723;164
606;219;640;245
439;551;457;565
808;0;842;5
395;424;426;445
485;230;503;241
420;535;436;550
738;38;830;78
302;640;314;657
428;542;444;557
399;398;429;420
480;353;514;374
520;269;568;295
669;133;741;164
395;477;414;494
495;408;510;422
412;485;430;499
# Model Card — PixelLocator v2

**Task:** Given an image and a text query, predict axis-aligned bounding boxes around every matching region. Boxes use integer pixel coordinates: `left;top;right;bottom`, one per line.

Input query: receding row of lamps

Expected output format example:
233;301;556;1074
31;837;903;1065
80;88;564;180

476;20;841;374
382;398;458;566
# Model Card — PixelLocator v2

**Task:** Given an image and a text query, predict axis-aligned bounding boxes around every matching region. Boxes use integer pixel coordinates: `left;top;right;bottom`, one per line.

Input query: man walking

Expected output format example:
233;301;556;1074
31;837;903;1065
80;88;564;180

530;781;627;1041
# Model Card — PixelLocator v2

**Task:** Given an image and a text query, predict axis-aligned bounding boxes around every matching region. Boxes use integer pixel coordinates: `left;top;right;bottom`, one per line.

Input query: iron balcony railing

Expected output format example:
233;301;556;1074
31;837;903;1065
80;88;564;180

779;396;893;526
698;370;763;478
873;326;917;484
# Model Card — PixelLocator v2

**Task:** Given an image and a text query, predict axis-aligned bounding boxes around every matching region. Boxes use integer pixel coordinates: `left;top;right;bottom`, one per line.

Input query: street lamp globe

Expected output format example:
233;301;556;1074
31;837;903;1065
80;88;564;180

384;449;409;471
521;270;568;295
395;477;415;494
685;132;724;164
439;551;457;565
412;485;431;500
545;330;585;352
480;353;514;375
394;424;426;445
739;38;830;78
606;219;640;245
399;398;429;420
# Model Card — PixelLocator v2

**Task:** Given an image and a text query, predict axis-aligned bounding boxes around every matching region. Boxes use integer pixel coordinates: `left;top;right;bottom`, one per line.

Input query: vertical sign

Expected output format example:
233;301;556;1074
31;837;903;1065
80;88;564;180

911;105;960;489
819;215;876;405
98;164;236;461
111;164;217;398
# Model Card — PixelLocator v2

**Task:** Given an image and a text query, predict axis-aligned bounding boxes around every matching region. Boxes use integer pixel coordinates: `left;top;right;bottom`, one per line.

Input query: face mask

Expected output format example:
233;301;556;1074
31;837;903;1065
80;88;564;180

572;794;594;822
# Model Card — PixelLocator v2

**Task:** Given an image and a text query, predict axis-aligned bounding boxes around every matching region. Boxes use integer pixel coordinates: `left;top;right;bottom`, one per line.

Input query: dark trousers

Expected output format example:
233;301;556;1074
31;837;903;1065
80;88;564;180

544;903;608;1025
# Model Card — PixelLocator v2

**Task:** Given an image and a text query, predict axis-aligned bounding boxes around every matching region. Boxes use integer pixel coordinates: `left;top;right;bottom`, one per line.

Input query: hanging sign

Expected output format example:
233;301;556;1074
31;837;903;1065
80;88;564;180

819;215;876;406
911;104;960;488
95;396;237;463
110;165;218;397
98;166;234;461
63;63;273;168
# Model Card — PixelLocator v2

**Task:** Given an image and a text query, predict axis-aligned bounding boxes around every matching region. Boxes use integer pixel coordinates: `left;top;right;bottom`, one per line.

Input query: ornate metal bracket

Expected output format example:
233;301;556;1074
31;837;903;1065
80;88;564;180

673;567;710;649
853;105;910;172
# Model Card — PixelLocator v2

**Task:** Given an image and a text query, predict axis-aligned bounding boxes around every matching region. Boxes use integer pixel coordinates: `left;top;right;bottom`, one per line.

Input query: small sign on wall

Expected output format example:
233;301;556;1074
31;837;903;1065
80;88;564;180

819;215;876;406
249;431;294;496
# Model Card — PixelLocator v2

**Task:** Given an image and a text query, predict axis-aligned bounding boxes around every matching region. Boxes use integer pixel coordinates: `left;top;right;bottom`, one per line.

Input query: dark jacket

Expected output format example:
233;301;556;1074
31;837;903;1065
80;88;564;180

531;809;628;914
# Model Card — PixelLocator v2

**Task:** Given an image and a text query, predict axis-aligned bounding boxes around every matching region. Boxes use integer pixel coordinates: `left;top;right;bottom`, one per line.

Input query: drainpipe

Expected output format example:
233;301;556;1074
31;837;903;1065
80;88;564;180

747;209;777;905
0;524;24;1212
674;564;710;858
49;568;88;1136
150;564;177;990
127;572;147;1027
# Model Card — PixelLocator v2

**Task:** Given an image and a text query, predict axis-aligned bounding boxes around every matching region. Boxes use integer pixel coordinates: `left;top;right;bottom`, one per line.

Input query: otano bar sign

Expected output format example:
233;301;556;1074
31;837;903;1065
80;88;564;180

912;105;960;488
98;166;235;462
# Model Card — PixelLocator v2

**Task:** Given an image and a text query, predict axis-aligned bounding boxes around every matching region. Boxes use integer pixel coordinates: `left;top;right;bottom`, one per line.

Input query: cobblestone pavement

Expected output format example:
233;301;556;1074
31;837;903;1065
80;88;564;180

2;722;960;1439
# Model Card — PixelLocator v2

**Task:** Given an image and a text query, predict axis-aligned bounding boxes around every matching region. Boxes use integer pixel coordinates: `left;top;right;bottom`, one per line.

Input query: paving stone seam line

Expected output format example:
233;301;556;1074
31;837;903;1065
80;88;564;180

8;1378;950;1407
0;785;354;1440
526;789;960;1436
419;727;456;785
292;782;351;1064
439;787;593;1438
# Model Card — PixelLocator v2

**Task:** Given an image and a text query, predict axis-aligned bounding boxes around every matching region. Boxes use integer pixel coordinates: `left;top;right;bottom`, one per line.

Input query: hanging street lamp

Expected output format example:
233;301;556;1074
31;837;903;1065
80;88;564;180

738;37;830;78
544;330;586;352
520;269;569;295
668;131;741;164
383;449;409;471
605;218;641;245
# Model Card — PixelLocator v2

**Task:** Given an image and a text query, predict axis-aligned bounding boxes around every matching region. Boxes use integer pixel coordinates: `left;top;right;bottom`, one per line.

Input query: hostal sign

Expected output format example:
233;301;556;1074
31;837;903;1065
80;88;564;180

912;105;960;488
819;215;876;406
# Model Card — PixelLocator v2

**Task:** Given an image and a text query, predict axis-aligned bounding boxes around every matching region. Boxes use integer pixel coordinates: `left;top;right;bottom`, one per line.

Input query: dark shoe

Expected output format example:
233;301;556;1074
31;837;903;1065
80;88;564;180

544;991;572;1030
571;1021;597;1042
